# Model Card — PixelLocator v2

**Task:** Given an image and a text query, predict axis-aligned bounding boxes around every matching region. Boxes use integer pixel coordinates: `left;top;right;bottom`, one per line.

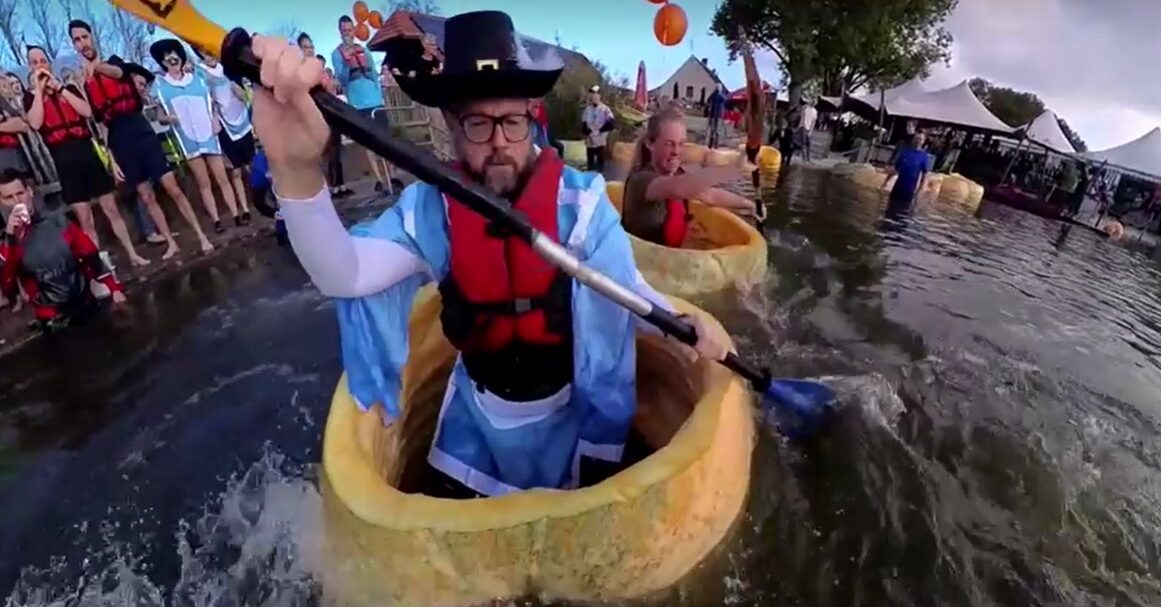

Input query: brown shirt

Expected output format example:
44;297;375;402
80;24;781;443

622;166;683;245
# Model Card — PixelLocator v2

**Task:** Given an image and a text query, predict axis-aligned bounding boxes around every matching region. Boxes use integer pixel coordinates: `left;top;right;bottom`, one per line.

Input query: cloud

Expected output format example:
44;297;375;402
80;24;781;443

928;0;1161;149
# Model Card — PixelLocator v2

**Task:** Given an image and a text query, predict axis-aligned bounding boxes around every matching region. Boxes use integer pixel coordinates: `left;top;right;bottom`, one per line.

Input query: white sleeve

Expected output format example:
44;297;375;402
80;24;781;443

632;271;677;336
277;187;425;298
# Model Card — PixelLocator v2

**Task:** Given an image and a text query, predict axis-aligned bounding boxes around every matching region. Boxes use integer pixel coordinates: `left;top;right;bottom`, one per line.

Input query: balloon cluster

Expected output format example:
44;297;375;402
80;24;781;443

648;0;688;47
346;1;385;42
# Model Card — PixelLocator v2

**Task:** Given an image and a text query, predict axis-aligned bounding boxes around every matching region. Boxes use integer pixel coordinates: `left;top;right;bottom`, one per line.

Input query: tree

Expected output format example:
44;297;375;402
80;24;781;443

0;0;22;66
387;0;440;15
25;0;67;58
108;6;150;64
970;77;1087;152
712;0;957;104
969;77;1044;127
1056;117;1087;153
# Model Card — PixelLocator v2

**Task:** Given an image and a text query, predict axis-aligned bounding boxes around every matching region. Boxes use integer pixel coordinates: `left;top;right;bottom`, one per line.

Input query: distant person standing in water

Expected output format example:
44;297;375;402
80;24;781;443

881;132;931;213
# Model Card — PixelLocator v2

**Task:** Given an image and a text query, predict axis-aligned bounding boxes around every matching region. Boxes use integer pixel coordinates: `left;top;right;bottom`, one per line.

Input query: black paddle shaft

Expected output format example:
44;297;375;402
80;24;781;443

220;28;773;394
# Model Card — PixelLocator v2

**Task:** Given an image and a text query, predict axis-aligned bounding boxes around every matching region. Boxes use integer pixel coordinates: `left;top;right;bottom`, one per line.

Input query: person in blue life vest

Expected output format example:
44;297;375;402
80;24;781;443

882;131;931;214
251;10;730;498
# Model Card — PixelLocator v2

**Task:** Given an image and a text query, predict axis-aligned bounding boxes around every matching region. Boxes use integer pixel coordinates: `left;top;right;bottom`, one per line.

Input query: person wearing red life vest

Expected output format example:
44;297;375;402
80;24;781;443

24;45;149;268
69;19;214;255
621;106;758;248
251;11;731;497
0;169;126;330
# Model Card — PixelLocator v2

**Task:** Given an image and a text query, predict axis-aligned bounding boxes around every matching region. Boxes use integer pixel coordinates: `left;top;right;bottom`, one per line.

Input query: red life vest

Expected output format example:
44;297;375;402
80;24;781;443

660;198;691;248
84;72;141;123
0;130;18;149
439;150;572;353
40;94;90;146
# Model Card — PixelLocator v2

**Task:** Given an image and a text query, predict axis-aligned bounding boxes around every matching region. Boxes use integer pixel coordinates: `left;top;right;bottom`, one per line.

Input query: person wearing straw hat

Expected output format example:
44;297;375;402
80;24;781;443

251;10;727;497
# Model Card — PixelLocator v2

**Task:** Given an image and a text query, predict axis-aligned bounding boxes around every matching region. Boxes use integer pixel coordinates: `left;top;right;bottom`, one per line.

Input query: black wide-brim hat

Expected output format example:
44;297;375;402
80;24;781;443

149;38;188;69
123;62;155;84
386;10;563;108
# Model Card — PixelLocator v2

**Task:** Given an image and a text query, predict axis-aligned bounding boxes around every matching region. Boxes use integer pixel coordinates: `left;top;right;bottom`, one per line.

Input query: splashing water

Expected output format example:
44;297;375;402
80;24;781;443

6;448;326;607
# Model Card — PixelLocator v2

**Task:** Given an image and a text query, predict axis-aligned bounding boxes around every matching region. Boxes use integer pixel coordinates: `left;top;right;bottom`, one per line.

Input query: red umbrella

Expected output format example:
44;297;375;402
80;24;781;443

634;61;648;110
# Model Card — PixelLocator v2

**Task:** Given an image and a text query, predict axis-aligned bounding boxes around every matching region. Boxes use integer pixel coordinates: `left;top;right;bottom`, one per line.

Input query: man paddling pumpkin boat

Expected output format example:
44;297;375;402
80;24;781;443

253;10;729;497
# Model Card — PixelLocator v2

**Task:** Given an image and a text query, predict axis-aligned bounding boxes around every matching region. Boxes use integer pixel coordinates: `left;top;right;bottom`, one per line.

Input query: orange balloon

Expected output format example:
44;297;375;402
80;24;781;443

368;10;383;28
355;21;370;41
353;1;369;22
653;3;687;46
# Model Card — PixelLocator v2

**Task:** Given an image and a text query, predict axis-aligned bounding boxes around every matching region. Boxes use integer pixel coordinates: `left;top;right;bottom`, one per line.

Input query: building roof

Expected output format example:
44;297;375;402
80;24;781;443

649;55;726;95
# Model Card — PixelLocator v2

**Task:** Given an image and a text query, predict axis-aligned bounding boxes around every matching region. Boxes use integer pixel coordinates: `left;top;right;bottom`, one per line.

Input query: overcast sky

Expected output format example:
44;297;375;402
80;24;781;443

923;0;1160;150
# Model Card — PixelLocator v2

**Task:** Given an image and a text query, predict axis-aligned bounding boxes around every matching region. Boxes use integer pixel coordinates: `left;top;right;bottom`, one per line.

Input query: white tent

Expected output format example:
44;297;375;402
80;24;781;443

1086;127;1161;181
886;81;1014;135
1022;110;1076;155
847;78;930;114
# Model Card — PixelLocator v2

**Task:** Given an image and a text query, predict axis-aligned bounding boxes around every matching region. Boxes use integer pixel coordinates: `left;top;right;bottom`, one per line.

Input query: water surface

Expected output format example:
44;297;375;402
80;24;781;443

2;170;1160;606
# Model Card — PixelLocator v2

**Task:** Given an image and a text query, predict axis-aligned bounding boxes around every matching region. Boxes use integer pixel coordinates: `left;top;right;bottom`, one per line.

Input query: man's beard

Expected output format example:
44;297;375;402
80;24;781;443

81;47;96;60
465;153;533;200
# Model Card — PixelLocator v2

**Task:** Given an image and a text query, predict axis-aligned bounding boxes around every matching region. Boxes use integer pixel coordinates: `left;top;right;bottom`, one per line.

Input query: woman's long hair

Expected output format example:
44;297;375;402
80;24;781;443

630;105;685;171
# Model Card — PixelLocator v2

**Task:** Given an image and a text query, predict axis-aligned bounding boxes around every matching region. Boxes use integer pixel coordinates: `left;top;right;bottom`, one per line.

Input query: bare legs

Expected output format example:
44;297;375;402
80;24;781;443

206;155;239;220
135;184;179;260
155;171;214;253
94;192;149;267
70;202;97;245
227;166;250;215
187;156;220;224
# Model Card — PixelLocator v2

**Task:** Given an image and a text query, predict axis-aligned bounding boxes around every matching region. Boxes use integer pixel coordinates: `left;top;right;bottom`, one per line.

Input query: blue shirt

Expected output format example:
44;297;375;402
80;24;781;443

250;149;270;189
891;147;932;202
708;90;725;119
331;43;383;111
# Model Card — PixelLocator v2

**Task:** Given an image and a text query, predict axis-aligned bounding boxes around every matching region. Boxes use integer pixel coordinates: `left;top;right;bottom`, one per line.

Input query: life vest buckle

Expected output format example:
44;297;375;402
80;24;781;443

512;298;533;314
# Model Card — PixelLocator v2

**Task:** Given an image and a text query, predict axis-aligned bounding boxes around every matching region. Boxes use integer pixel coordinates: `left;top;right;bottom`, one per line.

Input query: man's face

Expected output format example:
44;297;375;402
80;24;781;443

299;38;315;57
71;27;97;61
648;119;685;175
450;98;536;198
588;91;600;106
201;54;219;68
339;20;354;44
913;133;927;149
0;179;33;212
6;75;21;94
164;51;183;72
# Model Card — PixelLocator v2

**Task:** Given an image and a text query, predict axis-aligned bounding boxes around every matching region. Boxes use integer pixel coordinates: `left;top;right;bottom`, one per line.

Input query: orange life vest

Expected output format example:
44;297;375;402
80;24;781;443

40;93;91;146
84;72;141;124
438;150;572;353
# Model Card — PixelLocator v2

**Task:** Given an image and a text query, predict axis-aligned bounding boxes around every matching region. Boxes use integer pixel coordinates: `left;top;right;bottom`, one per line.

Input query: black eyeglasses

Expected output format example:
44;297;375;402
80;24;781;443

457;113;532;145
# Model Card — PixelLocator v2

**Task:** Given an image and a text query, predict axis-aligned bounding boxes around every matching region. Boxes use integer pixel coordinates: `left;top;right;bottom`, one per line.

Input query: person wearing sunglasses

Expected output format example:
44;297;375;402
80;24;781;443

251;10;728;498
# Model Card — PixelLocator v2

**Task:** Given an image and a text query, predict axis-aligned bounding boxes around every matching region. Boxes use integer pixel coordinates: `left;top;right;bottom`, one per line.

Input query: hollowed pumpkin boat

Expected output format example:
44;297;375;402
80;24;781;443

605;181;767;298
319;286;756;606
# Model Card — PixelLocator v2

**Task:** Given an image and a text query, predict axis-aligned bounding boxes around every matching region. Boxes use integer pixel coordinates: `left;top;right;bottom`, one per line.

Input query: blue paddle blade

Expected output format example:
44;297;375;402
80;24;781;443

763;379;837;439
